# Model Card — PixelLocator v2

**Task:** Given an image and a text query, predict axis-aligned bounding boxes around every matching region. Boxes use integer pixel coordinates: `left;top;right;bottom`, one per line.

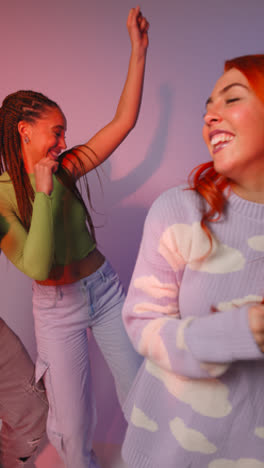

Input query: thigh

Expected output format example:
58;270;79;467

33;287;98;463
88;264;143;404
32;289;96;436
42;331;96;432
0;319;47;464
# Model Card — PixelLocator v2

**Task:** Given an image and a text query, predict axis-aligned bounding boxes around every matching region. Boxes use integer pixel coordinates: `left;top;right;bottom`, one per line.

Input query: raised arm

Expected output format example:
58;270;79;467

61;6;149;180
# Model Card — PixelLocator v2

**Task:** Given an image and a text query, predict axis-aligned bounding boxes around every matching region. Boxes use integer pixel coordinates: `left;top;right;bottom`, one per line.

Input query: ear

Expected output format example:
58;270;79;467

17;120;32;141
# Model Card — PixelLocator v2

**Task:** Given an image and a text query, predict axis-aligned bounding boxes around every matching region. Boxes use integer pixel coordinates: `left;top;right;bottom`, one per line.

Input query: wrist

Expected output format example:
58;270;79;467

131;43;148;60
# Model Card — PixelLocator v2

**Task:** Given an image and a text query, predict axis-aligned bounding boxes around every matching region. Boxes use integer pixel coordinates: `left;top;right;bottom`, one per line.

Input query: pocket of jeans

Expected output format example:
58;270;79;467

32;283;58;309
93;272;125;312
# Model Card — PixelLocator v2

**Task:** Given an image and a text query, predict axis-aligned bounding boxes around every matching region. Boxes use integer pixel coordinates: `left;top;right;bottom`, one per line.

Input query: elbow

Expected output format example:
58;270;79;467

200;362;231;378
33;271;49;281
24;265;50;281
113;113;139;137
126;115;139;132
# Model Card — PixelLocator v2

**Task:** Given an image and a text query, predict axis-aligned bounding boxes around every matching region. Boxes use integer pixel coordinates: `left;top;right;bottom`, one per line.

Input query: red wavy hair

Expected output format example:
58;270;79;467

188;54;264;247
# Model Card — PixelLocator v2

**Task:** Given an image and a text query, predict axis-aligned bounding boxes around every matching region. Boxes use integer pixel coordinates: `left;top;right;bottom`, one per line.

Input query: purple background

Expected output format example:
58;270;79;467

1;0;264;466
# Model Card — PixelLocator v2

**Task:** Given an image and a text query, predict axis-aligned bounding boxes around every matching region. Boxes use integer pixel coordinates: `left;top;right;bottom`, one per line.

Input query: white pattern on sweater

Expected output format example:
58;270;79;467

122;185;264;468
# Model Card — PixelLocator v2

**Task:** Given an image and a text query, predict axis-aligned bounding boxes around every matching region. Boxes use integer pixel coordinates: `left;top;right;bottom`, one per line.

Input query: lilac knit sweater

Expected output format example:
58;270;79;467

122;185;264;468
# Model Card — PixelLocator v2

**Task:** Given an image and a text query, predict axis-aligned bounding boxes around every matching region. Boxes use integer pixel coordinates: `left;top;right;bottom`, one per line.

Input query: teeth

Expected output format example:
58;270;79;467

50;151;59;158
211;133;234;146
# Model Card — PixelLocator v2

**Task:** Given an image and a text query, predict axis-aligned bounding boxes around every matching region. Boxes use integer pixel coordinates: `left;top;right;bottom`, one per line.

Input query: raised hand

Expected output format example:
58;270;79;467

34;155;59;196
127;6;149;54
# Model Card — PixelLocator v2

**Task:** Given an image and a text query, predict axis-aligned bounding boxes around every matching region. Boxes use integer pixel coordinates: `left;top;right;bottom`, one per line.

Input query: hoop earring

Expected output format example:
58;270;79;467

24;136;30;144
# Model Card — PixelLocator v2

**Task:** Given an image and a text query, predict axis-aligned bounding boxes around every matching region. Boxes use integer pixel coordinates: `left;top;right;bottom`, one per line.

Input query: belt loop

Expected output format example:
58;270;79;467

56;286;63;300
80;278;87;293
100;270;106;282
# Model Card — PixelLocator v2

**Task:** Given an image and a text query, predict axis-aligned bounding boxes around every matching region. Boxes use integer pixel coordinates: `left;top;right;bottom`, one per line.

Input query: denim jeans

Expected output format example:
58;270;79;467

0;319;48;468
32;260;142;468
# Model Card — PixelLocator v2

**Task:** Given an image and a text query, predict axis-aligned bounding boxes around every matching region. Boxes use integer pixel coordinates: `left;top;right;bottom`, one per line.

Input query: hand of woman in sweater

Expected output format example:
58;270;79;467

248;305;264;352
34;156;59;196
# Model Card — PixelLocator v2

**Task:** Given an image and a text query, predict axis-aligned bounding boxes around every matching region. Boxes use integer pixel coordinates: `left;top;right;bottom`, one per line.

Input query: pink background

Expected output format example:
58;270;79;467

1;0;264;466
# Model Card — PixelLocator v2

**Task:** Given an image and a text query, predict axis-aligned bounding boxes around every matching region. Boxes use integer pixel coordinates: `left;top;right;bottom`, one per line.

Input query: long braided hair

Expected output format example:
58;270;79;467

0;90;96;241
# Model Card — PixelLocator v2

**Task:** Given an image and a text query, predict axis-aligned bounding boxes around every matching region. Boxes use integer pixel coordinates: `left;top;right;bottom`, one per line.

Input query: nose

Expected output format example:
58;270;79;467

59;135;67;150
203;107;222;126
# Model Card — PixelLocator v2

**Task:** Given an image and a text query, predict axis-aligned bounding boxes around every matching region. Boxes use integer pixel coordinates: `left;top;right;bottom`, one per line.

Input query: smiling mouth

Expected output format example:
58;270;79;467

48;150;61;159
210;132;234;153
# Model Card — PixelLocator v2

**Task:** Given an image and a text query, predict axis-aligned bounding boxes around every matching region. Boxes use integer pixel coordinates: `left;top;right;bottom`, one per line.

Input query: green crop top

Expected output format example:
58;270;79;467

0;172;96;281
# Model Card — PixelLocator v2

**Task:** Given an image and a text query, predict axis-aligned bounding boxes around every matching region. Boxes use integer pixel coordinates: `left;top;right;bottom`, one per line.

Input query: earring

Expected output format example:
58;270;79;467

24;136;29;144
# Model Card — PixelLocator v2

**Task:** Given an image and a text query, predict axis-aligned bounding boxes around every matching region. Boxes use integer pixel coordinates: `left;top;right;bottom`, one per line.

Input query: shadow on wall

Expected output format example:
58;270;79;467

82;83;174;442
74;83;174;465
95;83;174;291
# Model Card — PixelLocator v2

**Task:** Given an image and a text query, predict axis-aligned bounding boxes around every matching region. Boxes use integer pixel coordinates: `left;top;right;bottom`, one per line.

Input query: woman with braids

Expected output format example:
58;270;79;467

121;55;264;468
0;6;148;468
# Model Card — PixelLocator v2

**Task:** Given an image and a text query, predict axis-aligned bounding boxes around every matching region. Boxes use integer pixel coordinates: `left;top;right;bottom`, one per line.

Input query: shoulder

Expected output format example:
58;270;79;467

0;172;11;184
146;184;204;227
0;173;16;209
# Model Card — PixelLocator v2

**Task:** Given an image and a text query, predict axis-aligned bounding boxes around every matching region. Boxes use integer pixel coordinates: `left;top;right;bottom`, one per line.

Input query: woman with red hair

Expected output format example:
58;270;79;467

122;55;264;467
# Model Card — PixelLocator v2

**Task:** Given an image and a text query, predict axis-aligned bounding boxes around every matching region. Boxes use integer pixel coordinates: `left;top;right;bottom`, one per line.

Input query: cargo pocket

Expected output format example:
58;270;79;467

35;357;56;428
35;356;49;385
35;356;64;456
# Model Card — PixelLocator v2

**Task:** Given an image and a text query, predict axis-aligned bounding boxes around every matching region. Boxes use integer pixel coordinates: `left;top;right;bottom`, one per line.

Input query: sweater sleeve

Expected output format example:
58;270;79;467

122;190;263;380
0;192;54;280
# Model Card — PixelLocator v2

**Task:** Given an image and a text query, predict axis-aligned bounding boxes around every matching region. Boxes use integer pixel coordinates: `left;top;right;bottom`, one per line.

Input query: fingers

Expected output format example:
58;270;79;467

46;155;59;173
248;305;264;352
34;156;59;195
136;10;149;35
36;156;59;173
127;6;150;37
127;5;140;26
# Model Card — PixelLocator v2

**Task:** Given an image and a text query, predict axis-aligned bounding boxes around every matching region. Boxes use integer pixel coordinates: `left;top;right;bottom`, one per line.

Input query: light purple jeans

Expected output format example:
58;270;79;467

32;260;142;468
0;319;48;468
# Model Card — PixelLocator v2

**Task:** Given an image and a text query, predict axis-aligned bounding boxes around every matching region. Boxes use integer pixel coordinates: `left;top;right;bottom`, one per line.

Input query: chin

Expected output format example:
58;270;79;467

212;161;234;178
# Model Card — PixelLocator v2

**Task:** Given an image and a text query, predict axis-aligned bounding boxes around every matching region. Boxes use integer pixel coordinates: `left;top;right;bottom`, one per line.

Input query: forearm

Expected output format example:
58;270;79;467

1;192;54;280
61;7;149;178
64;47;148;178
185;306;264;363
113;4;149;131
124;295;264;380
114;45;147;132
23;192;54;279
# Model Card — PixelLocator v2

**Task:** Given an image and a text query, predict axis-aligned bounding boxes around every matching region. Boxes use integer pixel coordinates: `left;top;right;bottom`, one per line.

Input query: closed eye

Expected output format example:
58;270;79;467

54;132;66;139
226;98;240;104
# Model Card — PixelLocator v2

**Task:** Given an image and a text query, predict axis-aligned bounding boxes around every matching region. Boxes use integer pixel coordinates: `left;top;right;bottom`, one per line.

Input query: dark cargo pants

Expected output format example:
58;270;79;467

0;319;48;468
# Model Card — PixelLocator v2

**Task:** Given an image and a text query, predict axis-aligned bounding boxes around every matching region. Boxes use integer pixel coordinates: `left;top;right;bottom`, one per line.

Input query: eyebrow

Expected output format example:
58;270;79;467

205;82;249;107
52;125;66;131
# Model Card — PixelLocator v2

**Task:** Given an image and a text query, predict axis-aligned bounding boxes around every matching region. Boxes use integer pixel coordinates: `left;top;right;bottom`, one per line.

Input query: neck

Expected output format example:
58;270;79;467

231;181;264;204
21;149;34;174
